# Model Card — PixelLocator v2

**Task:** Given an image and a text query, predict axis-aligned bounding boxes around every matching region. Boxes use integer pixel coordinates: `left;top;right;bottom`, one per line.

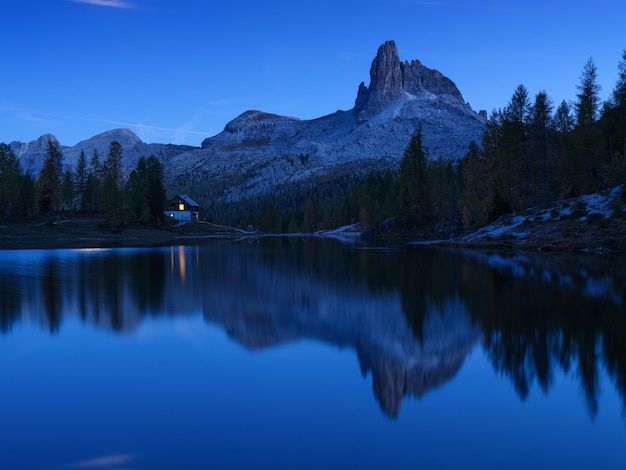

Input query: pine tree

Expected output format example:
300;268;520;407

459;140;494;231
601;50;626;186
84;149;102;212
19;172;37;218
427;158;454;225
145;156;166;222
573;58;602;193
61;167;75;211
102;141;125;228
101;140;124;231
554;100;577;196
126;156;148;219
502;84;531;211
527;91;556;206
608;50;626;108
126;155;166;224
398;124;429;226
0;143;24;216
37;139;63;214
554;100;574;134
576;58;601;128
74;150;88;212
105;140;124;188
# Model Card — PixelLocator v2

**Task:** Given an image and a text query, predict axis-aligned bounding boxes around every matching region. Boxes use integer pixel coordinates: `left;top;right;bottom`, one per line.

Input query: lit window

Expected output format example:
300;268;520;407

178;203;185;211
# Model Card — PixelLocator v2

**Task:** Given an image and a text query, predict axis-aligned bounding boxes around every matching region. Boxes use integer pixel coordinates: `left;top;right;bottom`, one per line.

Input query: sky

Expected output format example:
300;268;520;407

1;0;624;147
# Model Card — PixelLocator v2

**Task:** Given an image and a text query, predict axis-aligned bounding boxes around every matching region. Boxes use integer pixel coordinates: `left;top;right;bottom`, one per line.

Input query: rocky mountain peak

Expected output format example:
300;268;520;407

9;133;60;170
354;41;403;115
77;128;142;148
12;41;485;203
202;110;301;149
37;133;59;145
223;110;298;134
354;40;465;121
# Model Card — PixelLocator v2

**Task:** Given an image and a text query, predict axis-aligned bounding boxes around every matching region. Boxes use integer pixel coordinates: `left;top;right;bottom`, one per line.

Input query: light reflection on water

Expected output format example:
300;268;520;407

0;239;625;469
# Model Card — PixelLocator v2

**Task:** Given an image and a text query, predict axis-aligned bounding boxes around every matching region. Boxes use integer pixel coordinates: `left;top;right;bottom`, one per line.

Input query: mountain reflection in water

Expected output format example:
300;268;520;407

0;239;625;419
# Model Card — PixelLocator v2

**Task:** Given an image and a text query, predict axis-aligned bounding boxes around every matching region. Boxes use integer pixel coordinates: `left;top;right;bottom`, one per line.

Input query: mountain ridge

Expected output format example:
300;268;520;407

11;40;486;205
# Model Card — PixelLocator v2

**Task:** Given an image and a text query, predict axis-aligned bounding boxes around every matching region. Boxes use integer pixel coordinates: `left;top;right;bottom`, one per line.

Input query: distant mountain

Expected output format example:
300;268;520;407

172;40;485;201
10;128;196;177
11;40;486;204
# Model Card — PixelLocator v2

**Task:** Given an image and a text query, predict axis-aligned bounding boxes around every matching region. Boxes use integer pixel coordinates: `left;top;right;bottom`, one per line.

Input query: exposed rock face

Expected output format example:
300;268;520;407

10;134;60;175
12;41;486;203
202;110;302;150
354;40;464;121
12;128;196;177
354;40;404;120
184;40;486;201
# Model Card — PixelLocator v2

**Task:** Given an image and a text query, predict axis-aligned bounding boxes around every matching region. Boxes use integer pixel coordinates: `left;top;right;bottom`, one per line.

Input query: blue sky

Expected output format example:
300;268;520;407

1;0;624;146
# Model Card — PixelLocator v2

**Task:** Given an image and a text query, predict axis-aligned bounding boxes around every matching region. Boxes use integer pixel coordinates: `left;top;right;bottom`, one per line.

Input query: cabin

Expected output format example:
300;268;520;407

164;194;200;222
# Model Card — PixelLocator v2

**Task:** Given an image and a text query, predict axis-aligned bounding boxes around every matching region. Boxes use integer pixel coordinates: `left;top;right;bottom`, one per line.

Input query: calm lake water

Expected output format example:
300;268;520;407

1;238;625;469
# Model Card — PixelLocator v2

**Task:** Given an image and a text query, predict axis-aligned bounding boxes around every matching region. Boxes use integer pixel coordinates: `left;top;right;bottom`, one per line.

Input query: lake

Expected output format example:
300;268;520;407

1;238;625;469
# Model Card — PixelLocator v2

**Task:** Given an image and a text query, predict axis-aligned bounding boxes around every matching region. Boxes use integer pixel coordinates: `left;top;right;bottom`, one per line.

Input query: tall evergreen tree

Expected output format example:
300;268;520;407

398;124;429;226
74;150;88;212
573;57;603;193
601;50;626;186
576;58;602;128
0;143;24;216
502;84;531;211
125;155;166;224
554;100;574;134
102;141;125;229
554;100;577;196
84;149;102;212
427;158;455;225
61;167;75;211
459;140;494;230
19;172;37;218
105;140;124;188
126;156;148;219
37;139;64;214
608;50;626;108
527;91;556;205
145;155;166;222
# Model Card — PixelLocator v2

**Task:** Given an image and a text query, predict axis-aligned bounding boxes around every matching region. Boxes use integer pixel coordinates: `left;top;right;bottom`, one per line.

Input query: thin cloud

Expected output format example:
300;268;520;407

10;108;210;144
55;111;208;136
68;0;136;9
71;453;134;468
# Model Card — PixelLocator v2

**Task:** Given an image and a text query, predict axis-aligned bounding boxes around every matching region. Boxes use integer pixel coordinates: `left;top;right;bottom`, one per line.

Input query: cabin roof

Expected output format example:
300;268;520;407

173;194;200;208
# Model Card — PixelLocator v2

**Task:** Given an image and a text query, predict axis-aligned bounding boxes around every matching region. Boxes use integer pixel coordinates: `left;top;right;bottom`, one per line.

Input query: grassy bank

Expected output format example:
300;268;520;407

0;215;240;250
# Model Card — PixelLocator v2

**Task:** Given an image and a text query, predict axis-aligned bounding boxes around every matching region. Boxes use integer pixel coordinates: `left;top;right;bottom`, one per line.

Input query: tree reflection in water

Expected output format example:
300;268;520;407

458;249;626;419
0;241;624;419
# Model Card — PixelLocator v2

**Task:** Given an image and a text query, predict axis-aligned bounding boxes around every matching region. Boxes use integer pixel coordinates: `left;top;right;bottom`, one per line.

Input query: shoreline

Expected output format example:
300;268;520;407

1;214;624;255
0;217;244;250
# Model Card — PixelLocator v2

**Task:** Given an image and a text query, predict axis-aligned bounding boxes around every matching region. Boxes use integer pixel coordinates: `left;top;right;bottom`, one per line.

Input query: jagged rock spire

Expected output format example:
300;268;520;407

354;40;465;121
354;41;403;120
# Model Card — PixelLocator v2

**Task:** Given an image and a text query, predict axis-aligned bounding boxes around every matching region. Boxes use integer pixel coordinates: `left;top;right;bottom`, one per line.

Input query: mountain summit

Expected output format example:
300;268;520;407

13;41;486;206
177;40;486;201
354;40;464;121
